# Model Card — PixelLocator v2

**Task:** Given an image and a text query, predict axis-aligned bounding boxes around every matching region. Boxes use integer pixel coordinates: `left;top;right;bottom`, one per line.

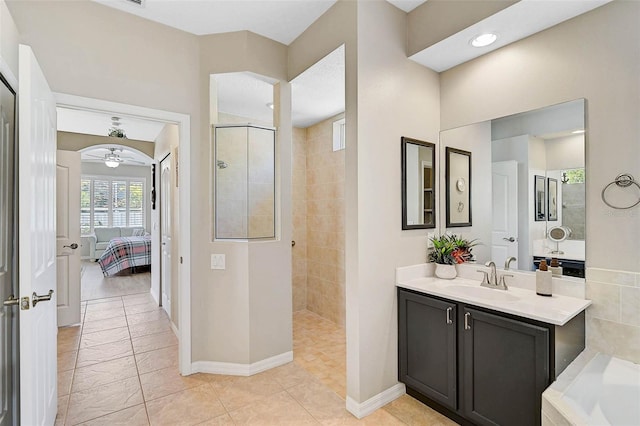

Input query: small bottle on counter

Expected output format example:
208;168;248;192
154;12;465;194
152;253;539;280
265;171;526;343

549;257;563;278
536;259;553;297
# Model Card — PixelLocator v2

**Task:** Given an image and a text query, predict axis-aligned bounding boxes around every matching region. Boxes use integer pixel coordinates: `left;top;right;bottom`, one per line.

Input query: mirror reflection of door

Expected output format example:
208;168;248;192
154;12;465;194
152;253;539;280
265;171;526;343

402;137;436;230
0;72;17;426
491;161;519;268
160;156;172;319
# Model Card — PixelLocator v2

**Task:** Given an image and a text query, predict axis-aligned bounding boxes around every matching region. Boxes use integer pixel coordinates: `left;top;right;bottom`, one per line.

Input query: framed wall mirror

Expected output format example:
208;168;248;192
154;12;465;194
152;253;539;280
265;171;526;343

446;147;472;227
439;99;586;277
401;137;436;230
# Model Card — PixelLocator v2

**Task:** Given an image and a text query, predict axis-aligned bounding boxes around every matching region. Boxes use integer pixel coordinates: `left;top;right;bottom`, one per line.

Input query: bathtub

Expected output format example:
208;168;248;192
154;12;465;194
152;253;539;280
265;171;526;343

542;350;640;425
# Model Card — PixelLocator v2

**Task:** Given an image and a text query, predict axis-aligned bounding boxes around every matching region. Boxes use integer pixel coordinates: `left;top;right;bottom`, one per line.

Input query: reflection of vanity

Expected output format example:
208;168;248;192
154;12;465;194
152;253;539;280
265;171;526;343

533;257;585;278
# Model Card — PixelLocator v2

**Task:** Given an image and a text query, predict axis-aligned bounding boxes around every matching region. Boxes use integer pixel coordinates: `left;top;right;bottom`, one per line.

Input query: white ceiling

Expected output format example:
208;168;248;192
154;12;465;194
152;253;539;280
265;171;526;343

215;72;276;124
386;0;427;13
57;108;166;142
291;45;345;128
410;0;612;72
92;0;338;45
80;145;153;166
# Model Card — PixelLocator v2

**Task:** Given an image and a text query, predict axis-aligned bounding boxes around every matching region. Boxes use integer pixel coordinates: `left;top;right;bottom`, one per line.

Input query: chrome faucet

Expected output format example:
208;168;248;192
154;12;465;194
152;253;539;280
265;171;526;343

504;256;517;270
477;261;510;290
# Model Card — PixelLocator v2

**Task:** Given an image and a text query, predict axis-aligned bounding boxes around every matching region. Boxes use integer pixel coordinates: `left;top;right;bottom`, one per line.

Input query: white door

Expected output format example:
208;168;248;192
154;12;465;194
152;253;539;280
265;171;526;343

18;44;58;426
160;156;171;319
56;150;81;326
491;161;518;267
0;67;17;426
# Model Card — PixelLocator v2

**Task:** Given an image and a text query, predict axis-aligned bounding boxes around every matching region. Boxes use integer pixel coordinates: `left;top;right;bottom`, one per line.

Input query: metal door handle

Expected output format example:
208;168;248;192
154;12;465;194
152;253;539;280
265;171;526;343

291;240;296;247
464;312;471;330
32;290;54;307
446;307;453;324
502;237;516;242
3;295;19;307
63;243;79;249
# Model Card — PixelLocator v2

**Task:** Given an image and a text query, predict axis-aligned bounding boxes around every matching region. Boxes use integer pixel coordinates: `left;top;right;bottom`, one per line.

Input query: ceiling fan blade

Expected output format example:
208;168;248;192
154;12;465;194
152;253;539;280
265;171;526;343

84;154;104;159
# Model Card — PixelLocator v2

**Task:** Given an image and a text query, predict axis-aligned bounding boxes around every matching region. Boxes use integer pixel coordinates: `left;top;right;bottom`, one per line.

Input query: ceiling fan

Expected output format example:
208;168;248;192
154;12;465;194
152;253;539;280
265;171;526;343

84;147;147;168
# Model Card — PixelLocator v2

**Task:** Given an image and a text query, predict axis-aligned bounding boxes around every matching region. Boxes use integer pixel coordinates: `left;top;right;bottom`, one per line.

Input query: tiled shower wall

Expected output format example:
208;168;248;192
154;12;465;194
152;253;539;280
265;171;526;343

585;267;640;363
291;114;346;327
292;127;308;311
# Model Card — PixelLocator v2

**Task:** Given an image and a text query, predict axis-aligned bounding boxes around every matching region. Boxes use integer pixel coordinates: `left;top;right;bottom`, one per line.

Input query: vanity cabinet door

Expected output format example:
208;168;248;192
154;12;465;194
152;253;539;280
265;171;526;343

462;307;550;426
398;289;457;411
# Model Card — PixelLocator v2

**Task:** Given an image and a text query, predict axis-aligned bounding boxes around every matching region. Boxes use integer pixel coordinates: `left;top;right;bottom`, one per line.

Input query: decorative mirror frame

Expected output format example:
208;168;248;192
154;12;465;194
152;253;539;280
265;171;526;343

401;137;436;230
534;175;546;221
547;177;558;221
445;147;472;227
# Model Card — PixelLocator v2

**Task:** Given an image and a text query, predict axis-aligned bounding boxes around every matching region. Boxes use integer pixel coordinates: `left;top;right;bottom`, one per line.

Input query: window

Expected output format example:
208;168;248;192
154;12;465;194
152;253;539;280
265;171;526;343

81;176;146;235
332;118;346;151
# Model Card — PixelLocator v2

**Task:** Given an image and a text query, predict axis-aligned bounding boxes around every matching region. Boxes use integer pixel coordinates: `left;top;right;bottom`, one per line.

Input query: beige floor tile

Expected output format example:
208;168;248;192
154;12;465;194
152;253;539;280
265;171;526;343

126;309;168;326
382;395;458;426
72;355;139;393
287;379;350;423
263;361;319;389
58;350;78;372
66;376;143;425
82;316;128;334
88;296;123;305
85;300;124;313
214;371;285;412
84;307;126;322
58;369;74;397
125;301;162;315
58;332;81;354
196;413;235;425
80;326;130;349
140;366;210;401
129;318;172;338
131;330;177;354
320;409;407;426
135;345;178;374
146;383;226;426
55;394;70;426
77;404;149;426
76;339;133;368
123;293;156;307
59;325;83;339
228;390;319;425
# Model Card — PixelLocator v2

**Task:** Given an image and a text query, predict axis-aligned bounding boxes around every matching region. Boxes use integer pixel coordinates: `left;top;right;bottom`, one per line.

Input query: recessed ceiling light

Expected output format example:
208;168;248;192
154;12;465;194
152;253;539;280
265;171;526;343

266;102;274;110
572;129;585;134
470;33;497;48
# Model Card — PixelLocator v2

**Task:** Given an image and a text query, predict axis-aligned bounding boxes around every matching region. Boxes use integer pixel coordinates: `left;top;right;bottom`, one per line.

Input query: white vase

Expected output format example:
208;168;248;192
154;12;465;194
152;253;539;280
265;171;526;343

435;264;457;279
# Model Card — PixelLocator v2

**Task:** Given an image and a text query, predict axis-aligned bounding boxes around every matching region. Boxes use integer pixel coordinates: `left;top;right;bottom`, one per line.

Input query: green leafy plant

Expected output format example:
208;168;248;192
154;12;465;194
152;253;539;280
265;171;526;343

108;127;127;138
428;234;478;265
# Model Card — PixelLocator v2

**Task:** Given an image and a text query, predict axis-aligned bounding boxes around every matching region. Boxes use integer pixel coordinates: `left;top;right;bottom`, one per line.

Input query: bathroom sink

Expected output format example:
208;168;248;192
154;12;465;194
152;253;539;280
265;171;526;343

446;285;520;302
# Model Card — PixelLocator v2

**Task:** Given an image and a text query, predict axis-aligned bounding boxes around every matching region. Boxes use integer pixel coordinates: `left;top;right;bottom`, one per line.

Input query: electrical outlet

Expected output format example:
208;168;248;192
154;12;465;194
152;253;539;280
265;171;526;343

211;254;226;270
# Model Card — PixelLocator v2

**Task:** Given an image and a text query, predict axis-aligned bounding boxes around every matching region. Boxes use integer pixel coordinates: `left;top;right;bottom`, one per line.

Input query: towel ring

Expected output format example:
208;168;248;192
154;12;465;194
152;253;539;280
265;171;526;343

601;174;640;209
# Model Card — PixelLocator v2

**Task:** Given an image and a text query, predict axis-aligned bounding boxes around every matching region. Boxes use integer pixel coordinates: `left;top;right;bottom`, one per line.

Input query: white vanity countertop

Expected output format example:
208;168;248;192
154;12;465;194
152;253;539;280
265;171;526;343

396;266;591;326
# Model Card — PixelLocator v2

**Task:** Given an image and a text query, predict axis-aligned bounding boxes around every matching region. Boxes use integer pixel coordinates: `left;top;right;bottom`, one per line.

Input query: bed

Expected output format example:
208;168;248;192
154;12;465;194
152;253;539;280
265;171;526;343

97;235;152;276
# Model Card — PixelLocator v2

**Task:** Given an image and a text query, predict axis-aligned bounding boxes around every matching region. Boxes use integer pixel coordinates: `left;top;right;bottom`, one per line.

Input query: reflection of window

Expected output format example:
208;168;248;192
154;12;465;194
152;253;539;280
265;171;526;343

81;176;146;235
332;118;346;151
562;168;585;184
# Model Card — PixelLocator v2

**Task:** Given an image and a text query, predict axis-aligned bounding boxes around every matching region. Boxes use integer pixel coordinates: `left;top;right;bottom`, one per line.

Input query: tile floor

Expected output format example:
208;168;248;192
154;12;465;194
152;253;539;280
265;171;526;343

81;260;151;301
57;296;457;425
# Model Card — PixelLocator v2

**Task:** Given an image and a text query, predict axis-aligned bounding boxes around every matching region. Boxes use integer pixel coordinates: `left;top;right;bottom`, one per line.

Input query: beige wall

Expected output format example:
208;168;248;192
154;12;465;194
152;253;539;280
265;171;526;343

305;114;346;326
292;127;307;311
57;131;155;158
439;1;640;362
351;1;441;403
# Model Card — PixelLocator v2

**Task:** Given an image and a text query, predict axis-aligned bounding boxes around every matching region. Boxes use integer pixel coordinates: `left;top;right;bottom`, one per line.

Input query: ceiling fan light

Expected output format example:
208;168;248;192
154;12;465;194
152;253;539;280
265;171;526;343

470;33;497;48
105;159;120;168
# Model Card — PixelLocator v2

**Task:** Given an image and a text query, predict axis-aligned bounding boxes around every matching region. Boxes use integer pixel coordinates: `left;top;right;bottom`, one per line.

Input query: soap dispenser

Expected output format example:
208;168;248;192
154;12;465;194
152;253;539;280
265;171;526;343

549;257;563;278
536;259;552;297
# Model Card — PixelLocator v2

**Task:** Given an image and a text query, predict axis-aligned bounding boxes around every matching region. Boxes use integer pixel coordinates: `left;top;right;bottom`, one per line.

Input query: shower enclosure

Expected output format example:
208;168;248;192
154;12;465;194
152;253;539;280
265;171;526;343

214;124;276;239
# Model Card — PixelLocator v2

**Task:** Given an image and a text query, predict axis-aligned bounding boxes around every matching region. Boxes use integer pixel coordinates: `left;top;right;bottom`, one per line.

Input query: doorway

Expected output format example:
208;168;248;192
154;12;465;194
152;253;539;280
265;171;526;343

159;154;172;319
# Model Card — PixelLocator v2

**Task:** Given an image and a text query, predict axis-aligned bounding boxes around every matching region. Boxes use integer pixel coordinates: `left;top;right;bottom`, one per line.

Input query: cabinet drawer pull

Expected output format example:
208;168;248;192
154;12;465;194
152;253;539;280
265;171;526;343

446;307;453;324
464;312;471;330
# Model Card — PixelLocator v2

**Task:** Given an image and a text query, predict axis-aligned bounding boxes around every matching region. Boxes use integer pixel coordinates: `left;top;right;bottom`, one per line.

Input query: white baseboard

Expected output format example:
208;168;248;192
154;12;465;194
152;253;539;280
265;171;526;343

192;351;293;377
346;383;406;419
150;287;160;305
170;321;179;338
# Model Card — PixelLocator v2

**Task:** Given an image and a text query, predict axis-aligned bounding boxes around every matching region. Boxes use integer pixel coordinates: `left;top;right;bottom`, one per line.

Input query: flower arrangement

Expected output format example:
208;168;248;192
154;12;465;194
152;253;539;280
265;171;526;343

428;234;477;265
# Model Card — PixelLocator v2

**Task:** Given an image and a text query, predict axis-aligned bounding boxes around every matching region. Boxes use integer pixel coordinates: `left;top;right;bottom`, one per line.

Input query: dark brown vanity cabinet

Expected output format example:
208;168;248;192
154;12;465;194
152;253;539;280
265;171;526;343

398;288;574;426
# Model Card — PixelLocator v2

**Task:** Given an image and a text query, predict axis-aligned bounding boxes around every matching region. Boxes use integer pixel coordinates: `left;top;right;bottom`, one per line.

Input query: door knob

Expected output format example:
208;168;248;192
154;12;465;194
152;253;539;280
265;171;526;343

502;237;516;242
32;290;54;307
4;295;30;310
63;243;79;249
